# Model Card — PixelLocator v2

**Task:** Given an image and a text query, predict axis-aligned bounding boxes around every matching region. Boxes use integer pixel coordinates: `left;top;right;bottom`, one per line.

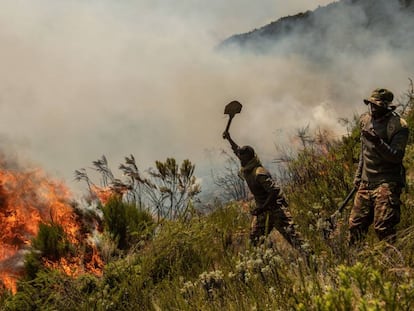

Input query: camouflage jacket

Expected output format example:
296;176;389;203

240;156;286;210
355;111;409;186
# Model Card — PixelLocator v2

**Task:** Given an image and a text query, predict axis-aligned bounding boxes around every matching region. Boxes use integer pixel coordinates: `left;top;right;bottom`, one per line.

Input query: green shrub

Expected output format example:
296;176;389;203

3;270;84;311
4;84;414;310
141;221;208;283
301;263;414;311
97;256;153;311
31;222;73;261
23;251;42;280
23;222;73;280
102;196;154;250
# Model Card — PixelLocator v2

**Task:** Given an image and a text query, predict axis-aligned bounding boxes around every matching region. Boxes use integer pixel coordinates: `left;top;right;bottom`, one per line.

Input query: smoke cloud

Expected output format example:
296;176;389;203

0;0;412;196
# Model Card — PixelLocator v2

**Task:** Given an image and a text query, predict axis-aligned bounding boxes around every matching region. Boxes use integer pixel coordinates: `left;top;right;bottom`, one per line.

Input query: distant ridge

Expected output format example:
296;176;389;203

218;0;414;58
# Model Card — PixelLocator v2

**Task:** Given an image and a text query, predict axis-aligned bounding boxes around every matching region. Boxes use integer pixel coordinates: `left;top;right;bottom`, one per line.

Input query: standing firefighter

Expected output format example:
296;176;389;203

222;131;308;252
350;88;409;245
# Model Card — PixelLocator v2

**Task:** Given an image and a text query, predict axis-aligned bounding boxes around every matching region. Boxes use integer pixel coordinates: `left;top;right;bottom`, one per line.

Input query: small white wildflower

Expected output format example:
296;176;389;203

236;261;246;273
199;271;208;282
263;248;274;260
244;271;251;283
261;265;272;276
246;259;254;270
213;270;224;280
312;203;322;210
258;242;266;251
270;255;283;266
180;281;196;297
253;258;264;270
199;270;224;290
316;217;326;230
300;242;311;253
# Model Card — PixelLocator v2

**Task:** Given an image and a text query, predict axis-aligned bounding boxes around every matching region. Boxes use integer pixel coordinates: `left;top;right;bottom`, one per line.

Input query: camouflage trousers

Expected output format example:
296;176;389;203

250;205;306;251
349;182;402;245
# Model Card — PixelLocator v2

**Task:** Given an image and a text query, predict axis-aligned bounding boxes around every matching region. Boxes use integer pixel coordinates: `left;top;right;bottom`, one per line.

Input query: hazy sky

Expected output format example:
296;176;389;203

0;0;412;195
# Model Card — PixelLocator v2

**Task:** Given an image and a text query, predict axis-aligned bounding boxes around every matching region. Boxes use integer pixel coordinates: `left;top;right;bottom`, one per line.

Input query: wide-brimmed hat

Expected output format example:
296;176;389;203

363;88;395;109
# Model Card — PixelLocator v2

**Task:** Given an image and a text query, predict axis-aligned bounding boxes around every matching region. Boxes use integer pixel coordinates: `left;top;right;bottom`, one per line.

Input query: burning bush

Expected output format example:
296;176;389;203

0;157;104;293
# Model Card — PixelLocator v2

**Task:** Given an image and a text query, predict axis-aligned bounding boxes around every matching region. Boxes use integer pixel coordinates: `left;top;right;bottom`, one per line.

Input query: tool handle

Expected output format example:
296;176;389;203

224;115;234;133
337;187;357;214
324;187;357;238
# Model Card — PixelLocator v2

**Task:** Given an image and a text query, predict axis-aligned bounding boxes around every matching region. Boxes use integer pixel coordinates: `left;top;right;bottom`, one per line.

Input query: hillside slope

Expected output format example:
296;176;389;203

218;0;414;59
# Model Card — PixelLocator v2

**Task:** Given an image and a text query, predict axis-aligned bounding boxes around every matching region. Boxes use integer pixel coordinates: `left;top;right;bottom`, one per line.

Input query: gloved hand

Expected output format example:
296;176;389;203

222;131;230;140
361;129;382;145
250;206;267;216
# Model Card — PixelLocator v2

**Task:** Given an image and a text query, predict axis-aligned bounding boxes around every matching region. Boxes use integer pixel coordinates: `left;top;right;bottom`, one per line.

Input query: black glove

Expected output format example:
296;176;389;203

250;206;266;216
361;129;382;145
222;131;230;140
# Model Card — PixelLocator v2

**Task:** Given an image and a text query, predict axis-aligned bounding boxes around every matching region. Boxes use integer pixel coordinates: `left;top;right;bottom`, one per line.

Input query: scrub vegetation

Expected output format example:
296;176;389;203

1;83;414;310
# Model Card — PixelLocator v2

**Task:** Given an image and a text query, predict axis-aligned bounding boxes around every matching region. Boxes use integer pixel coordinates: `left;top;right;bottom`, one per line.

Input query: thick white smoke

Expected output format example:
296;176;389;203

0;0;412;197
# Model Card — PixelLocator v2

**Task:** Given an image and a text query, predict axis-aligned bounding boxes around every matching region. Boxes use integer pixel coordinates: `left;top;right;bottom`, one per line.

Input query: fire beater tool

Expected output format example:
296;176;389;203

224;100;242;133
323;187;357;239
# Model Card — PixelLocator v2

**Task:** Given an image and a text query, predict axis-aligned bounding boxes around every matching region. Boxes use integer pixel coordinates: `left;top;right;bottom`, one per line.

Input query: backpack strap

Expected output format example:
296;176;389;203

359;112;371;134
387;111;408;142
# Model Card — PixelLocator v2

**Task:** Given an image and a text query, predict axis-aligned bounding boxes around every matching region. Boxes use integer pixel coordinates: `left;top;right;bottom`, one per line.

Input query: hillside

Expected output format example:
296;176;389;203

0;85;413;310
0;1;414;309
218;0;414;59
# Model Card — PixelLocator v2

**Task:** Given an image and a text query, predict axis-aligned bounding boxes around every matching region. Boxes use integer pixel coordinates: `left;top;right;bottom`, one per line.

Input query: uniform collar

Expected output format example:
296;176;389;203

240;155;261;174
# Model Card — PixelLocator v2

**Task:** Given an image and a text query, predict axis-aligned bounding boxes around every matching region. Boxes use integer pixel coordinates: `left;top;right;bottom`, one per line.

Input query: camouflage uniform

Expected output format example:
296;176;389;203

349;88;409;245
239;154;306;249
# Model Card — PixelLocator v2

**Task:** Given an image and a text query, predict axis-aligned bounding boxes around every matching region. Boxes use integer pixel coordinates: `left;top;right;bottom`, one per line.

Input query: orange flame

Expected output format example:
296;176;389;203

91;185;127;205
91;185;114;205
0;165;104;293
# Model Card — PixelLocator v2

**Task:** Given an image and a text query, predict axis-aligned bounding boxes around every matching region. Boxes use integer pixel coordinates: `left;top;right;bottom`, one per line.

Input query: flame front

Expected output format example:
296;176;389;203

91;184;128;206
0;165;103;293
91;185;114;206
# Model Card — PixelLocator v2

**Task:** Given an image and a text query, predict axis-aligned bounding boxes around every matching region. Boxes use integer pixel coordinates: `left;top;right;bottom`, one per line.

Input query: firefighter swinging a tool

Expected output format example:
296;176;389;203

221;100;311;261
